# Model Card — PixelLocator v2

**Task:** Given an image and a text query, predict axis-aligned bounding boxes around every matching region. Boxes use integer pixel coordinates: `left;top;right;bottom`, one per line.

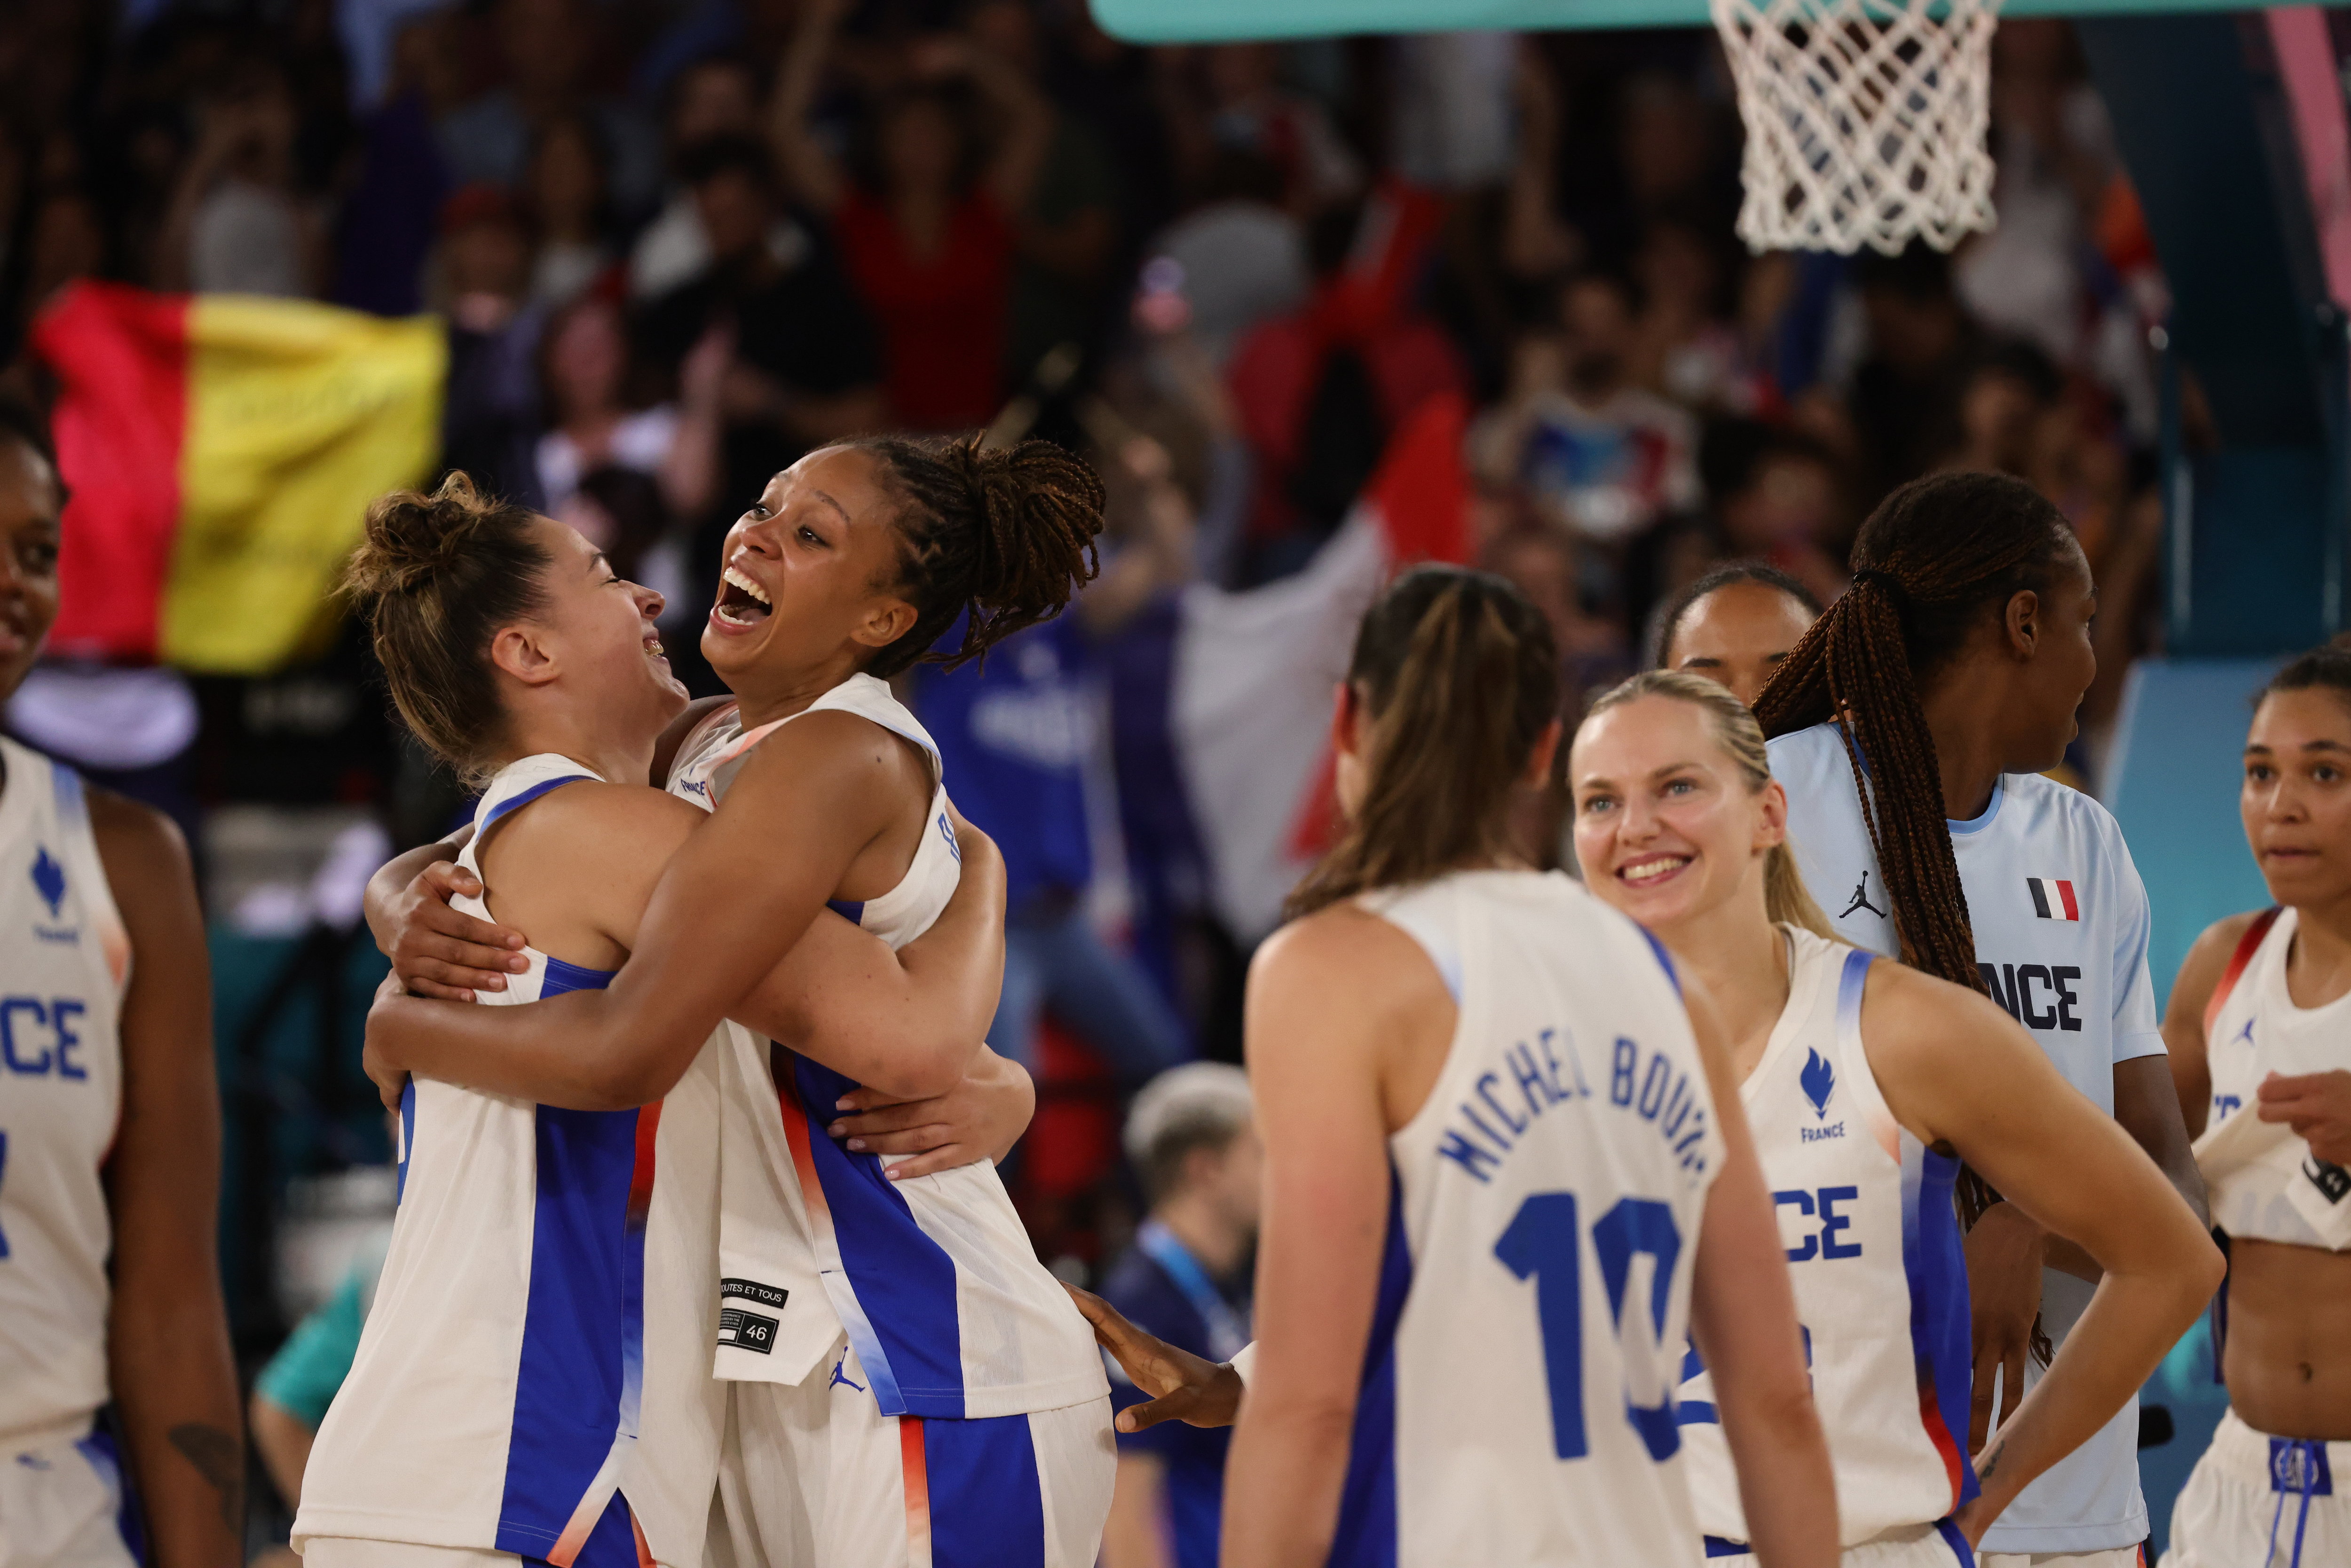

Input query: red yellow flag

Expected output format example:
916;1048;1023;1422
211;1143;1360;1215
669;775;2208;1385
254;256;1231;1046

33;281;445;673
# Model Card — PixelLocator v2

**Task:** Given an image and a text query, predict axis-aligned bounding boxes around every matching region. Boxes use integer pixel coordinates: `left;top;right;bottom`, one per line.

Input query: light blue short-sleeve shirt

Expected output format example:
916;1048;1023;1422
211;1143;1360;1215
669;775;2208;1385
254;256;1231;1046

1770;722;2164;1554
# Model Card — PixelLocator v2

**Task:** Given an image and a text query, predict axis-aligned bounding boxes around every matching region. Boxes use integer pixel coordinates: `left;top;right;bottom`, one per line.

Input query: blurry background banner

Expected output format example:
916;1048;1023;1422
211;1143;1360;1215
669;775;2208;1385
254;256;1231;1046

1173;389;1469;942
32;280;444;674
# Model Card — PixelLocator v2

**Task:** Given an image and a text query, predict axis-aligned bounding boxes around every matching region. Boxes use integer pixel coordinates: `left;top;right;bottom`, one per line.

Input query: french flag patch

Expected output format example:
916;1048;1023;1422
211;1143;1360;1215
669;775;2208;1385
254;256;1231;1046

2026;877;2080;921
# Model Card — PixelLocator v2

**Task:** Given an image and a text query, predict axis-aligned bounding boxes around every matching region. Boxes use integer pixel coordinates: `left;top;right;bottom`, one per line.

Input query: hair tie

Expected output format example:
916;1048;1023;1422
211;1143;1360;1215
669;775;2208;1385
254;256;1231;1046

1850;567;1909;603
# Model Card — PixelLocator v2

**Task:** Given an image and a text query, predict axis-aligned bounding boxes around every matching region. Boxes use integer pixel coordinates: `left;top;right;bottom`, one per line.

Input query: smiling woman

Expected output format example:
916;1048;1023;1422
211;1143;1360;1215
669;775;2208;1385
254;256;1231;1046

356;433;1118;1568
1568;670;2219;1565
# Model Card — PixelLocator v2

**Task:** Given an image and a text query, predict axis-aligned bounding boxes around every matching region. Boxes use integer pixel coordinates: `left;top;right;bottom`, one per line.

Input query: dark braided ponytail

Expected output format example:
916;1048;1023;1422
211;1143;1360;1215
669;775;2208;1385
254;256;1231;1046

1753;470;2077;1283
1287;566;1560;918
850;433;1105;677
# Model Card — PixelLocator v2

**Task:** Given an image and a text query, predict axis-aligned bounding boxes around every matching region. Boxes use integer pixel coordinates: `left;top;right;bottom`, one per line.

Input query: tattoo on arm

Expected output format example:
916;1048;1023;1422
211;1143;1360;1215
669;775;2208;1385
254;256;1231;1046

169;1422;245;1532
1975;1442;2005;1485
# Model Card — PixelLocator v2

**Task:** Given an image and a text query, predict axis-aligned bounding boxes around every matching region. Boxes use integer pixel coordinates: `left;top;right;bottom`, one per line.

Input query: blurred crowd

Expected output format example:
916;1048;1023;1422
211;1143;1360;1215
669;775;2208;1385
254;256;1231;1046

0;2;2182;1552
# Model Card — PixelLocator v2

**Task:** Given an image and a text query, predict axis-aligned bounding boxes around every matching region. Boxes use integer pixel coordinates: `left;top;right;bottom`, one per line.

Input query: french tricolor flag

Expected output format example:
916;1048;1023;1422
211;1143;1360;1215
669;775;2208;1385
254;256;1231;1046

2026;877;2081;921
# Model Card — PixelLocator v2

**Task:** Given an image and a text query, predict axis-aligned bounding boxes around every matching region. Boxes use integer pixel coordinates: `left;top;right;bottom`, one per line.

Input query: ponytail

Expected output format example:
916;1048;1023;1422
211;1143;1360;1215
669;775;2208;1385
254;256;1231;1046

1752;469;2076;1298
848;433;1105;677
1286;567;1560;919
1752;471;2075;990
1584;670;1835;938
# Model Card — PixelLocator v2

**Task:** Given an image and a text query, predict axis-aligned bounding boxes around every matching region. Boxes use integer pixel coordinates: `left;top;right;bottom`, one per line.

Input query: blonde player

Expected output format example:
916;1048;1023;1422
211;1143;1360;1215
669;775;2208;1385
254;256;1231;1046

0;399;243;1568
1223;566;1835;1568
1572;671;2220;1563
2162;647;2351;1567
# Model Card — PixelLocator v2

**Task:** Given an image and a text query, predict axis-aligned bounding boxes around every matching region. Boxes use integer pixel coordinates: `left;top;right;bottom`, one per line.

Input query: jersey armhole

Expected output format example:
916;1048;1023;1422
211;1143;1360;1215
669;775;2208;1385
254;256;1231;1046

2202;908;2281;1038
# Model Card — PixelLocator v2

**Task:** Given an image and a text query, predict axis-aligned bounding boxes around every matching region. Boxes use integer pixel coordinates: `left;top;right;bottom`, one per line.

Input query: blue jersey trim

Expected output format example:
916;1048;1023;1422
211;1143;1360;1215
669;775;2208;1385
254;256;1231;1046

1328;1162;1411;1568
1901;1143;1980;1512
396;1081;417;1205
826;898;866;924
482;773;597;834
1643;929;1683;998
495;961;652;1558
543;954;619;993
1946;778;2005;836
48;757;87;826
923;1411;1047;1567
790;1053;968;1418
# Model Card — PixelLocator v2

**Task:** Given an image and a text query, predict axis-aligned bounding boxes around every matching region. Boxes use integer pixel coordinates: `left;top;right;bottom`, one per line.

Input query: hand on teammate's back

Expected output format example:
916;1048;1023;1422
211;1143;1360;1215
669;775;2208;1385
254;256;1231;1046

1065;1284;1243;1431
1964;1201;2046;1451
383;861;529;1001
2258;1069;2351;1165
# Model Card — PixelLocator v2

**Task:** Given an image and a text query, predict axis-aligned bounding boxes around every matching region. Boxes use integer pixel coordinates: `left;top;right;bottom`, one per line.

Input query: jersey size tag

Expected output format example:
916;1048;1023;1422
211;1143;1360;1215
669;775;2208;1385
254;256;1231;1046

718;1308;779;1354
717;1276;789;1354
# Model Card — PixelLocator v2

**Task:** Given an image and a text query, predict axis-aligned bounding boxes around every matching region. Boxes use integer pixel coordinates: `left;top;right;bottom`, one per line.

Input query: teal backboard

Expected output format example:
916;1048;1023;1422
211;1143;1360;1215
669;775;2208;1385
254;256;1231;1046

1093;0;2260;39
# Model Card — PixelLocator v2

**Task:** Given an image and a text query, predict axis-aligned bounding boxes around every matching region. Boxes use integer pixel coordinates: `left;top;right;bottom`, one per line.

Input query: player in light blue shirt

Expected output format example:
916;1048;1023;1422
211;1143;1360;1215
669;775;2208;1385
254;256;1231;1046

1754;471;2207;1567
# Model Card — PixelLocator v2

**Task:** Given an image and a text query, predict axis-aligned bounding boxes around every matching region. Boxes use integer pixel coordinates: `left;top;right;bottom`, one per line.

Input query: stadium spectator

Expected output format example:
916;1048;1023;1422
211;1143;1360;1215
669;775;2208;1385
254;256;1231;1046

433;0;660;221
522;113;615;308
963;0;1123;387
532;292;719;530
434;183;546;510
628;54;775;301
771;0;1051;431
1098;1064;1260;1568
1226;187;1467;583
1468;270;1700;548
156;59;317;298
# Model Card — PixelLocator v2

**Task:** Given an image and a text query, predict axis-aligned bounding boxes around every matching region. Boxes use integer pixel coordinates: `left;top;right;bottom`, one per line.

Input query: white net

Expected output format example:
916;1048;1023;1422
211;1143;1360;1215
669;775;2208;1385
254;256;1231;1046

1712;0;2002;255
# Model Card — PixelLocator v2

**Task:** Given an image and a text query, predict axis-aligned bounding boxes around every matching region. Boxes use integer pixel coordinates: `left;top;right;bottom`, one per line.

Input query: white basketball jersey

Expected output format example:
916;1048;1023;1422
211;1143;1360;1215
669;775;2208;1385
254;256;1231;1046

0;740;131;1450
298;757;653;1564
667;675;1106;1421
1340;868;1722;1567
1770;720;2160;1554
2199;907;2351;1251
1677;927;1976;1553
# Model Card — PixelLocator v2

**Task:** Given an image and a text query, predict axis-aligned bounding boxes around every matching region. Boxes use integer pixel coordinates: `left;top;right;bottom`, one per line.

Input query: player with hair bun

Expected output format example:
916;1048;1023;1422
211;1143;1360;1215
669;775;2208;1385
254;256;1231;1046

1755;469;2206;1568
338;434;1118;1568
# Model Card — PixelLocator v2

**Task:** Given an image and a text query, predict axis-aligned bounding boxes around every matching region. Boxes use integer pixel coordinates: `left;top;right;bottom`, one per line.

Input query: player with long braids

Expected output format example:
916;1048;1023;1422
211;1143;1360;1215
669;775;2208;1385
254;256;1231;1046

1752;470;2207;1568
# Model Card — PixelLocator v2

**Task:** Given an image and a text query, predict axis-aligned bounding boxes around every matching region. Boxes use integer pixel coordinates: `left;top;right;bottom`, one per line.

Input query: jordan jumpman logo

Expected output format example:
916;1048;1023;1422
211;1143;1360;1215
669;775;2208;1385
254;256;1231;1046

829;1353;865;1394
1840;869;1887;920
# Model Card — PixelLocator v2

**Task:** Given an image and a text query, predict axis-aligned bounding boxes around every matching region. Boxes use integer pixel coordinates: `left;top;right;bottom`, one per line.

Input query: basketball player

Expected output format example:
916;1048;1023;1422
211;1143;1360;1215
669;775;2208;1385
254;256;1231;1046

1754;470;2208;1568
300;473;1021;1568
1654;561;1823;708
363;438;1117;1568
1574;670;2220;1563
2160;647;2351;1567
1224;566;1836;1568
0;398;244;1567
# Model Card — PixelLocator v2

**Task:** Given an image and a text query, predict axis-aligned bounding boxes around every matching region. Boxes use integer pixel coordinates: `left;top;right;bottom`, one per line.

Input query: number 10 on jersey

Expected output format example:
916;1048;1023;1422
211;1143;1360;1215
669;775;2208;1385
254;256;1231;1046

1495;1191;1684;1463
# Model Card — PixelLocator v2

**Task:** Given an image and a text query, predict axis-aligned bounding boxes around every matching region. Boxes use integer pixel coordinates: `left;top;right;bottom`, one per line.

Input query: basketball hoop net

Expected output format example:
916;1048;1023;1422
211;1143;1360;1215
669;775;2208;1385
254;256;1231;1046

1712;0;2002;255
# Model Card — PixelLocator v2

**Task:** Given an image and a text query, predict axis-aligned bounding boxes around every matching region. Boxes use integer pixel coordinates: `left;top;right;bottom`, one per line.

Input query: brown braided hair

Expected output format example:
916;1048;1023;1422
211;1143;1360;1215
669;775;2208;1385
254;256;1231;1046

848;433;1105;677
343;472;551;782
1753;470;2077;1319
1287;566;1561;919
